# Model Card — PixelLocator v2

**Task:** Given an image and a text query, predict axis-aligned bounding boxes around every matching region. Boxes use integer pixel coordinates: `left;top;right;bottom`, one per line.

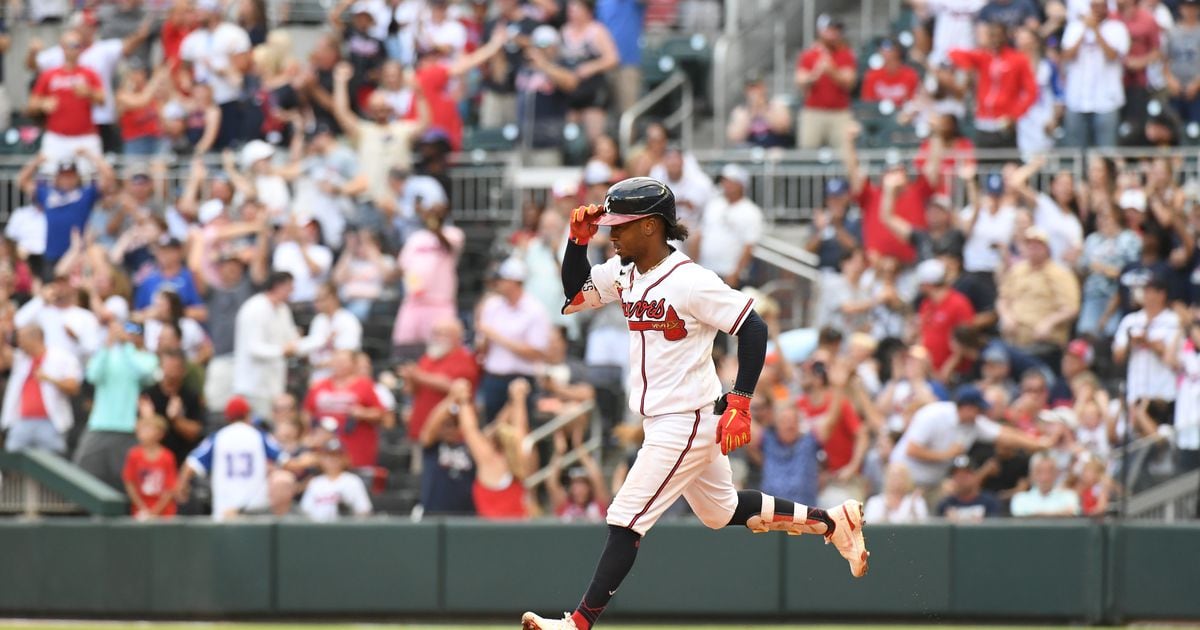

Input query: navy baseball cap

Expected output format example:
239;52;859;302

825;177;850;197
984;172;1004;196
953;385;990;411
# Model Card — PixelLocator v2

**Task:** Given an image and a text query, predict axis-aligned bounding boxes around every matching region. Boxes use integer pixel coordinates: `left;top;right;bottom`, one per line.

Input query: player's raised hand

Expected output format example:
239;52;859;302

715;391;753;456
569;204;603;245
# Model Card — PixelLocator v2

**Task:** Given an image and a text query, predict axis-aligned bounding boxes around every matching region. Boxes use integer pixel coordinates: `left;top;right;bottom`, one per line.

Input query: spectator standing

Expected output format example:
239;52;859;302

1164;0;1200;124
399;317;480;442
947;21;1039;149
0;18;10;130
961;171;1017;282
1173;320;1200;471
271;218;334;304
978;0;1041;29
0;325;81;454
650;147;714;252
863;462;929;523
805;178;861;271
332;230;392;322
727;76;794;148
303;350;387;468
299;438;373;521
392;205;464;346
596;0;645;114
476;258;551;422
797;359;868;506
419;379;477;516
178;0;253;149
29;31;106;162
77;321;159;490
332;61;428;201
751;402;821;508
1010;452;1082;516
232;272;299;417
293;123;363;251
14;277;102;363
997;228;1081;355
142;348;205;466
922;0;987;66
1061;0;1131;148
558;0;619;140
17;153;113;280
97;0;157;68
861;39;920;107
1014;25;1064;157
122;410;177;519
116;63;170;157
178;396;284;521
1113;276;1180;414
478;0;541;127
134;237;205;317
1076;204;1140;337
297;283;363;383
915;259;977;373
1116;0;1161;124
880;169;965;263
465;378;532;520
695;164;764;288
936;455;1002;521
794;14;856;149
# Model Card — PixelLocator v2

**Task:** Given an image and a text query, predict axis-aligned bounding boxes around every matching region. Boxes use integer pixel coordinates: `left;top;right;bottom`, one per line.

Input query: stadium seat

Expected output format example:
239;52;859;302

463;126;519;152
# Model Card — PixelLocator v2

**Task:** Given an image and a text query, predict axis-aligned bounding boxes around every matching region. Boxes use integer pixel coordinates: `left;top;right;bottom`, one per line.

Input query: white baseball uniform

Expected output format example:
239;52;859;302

585;249;756;535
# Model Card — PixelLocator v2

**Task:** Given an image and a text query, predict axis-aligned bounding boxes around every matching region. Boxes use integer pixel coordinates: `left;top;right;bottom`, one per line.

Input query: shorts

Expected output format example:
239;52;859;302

606;405;738;536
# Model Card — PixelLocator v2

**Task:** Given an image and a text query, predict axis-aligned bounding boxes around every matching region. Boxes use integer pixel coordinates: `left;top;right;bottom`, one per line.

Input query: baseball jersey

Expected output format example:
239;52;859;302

589;250;756;417
186;422;283;521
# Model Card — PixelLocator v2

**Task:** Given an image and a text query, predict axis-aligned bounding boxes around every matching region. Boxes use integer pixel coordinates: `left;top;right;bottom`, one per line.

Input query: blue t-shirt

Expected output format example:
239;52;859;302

134;268;203;310
760;428;820;507
37;182;100;261
597;0;645;66
421;442;476;516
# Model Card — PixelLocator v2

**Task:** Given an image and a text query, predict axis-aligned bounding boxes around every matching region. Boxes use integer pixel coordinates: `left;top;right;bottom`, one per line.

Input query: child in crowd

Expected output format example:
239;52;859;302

299;438;373;522
121;401;178;520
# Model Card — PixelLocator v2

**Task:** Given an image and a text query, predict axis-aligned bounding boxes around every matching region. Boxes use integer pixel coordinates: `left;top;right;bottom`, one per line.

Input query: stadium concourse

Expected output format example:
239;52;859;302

0;0;1197;531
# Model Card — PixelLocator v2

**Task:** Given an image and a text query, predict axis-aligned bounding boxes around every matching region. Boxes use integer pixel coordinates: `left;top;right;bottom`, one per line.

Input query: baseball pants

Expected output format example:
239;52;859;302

606;405;739;536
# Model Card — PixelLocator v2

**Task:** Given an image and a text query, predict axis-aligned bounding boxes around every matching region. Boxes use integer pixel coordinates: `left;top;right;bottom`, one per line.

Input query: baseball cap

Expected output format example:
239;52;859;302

495;257;527;282
1119;188;1147;212
719;163;749;187
123;321;144;337
1066;338;1094;365
225;396;252;421
916;258;946;285
825;177;849;197
239;139;276;170
1024;226;1050;245
583;161;613;186
981;342;1009;364
198;199;225;225
950;455;974;472
816;13;845;31
531;25;560;49
56;159;79;173
1145;273;1170;292
953;385;990;411
156;235;183;249
984;172;1004;196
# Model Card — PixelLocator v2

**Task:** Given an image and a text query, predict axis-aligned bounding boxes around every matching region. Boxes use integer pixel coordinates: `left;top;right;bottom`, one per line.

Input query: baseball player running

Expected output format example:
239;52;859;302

522;178;868;630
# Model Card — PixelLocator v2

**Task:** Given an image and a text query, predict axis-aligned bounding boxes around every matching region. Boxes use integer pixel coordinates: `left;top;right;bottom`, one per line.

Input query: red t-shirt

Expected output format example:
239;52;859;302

304;376;385;467
857;175;934;263
861;65;920;105
796;394;862;473
32;66;102;136
120;102;162;141
122;445;178;517
796;44;856;110
19;355;48;420
161;21;193;67
918;289;976;370
914;136;975;195
1122;8;1160;87
473;477;528;520
407;346;481;440
402;63;463;151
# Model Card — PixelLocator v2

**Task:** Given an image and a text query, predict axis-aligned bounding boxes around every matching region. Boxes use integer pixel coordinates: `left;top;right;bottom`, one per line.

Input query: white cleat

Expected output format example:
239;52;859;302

521;612;579;630
825;499;869;578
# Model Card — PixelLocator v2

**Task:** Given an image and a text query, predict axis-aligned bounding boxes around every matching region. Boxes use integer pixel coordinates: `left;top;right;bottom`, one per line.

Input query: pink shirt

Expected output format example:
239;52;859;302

398;227;464;306
478;292;551;376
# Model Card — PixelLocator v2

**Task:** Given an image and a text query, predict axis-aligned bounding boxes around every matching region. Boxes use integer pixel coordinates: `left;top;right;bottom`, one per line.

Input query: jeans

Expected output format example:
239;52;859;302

1064;109;1120;149
4;419;65;454
344;298;374;322
122;136;168;157
1076;293;1119;338
1171;96;1200;125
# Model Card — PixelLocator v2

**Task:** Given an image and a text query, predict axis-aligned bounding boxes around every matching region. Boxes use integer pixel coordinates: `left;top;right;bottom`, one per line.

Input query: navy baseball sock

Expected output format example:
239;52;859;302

727;490;835;534
572;525;641;629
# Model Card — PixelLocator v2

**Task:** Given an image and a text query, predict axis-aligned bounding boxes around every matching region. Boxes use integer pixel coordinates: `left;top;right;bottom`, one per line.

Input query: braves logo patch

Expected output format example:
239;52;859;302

625;301;688;341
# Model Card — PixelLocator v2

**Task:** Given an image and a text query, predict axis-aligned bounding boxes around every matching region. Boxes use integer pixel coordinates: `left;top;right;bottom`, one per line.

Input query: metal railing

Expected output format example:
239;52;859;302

1126;469;1200;522
617;70;694;159
521;400;602;489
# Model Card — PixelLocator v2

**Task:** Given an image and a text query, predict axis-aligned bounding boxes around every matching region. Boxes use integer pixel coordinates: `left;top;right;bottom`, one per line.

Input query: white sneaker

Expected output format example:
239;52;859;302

521;612;579;630
825;499;869;578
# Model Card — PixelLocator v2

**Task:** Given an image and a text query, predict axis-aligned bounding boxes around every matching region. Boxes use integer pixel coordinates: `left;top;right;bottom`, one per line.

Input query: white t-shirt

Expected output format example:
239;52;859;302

649;163;715;235
272;242;334;303
698;196;764;277
179;23;253;104
144;317;209;361
300;472;373;522
37;39;124;124
1010;487;1081;516
297;308;364;382
5;205;47;256
186;422;283;521
1062;19;1131;113
960;203;1016;273
889;401;1002;488
589;250;756;416
863;492;929;524
1034;193;1084;262
925;0;987;65
1114;308;1181;402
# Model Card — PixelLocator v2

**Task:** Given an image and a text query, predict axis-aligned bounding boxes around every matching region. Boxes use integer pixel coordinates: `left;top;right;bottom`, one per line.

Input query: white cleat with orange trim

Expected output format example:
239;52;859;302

825;499;869;577
521;612;579;630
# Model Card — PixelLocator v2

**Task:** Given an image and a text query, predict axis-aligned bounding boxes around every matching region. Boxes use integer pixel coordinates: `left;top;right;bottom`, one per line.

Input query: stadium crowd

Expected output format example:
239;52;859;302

0;0;1196;523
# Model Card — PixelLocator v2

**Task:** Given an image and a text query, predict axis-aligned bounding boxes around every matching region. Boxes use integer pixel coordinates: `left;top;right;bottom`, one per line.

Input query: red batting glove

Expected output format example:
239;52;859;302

569;204;603;245
715;392;752;456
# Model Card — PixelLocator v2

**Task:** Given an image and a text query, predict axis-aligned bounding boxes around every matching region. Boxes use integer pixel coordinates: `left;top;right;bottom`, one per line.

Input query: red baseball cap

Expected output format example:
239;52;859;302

225;396;252;421
1065;339;1093;365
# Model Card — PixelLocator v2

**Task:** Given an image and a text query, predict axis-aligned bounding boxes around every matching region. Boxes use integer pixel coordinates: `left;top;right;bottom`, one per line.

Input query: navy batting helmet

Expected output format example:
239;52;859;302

597;177;677;227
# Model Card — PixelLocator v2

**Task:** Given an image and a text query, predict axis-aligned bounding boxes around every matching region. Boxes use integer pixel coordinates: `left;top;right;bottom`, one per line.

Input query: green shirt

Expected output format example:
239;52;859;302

85;344;160;433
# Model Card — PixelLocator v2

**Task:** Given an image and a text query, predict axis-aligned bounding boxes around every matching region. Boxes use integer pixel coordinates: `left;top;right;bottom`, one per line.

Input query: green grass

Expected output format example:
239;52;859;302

0;619;1099;624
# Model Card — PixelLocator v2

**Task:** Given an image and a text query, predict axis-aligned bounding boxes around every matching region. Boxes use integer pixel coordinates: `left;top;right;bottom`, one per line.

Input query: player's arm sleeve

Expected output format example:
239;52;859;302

186;437;215;477
561;243;617;314
732;310;767;396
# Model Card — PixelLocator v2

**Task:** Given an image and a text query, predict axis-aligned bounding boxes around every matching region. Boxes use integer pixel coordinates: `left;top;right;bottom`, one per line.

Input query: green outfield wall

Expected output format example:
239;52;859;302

0;519;1195;623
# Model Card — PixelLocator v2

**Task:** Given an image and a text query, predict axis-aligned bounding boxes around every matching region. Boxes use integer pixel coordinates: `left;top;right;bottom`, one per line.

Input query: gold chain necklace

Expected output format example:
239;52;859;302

640;252;671;276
